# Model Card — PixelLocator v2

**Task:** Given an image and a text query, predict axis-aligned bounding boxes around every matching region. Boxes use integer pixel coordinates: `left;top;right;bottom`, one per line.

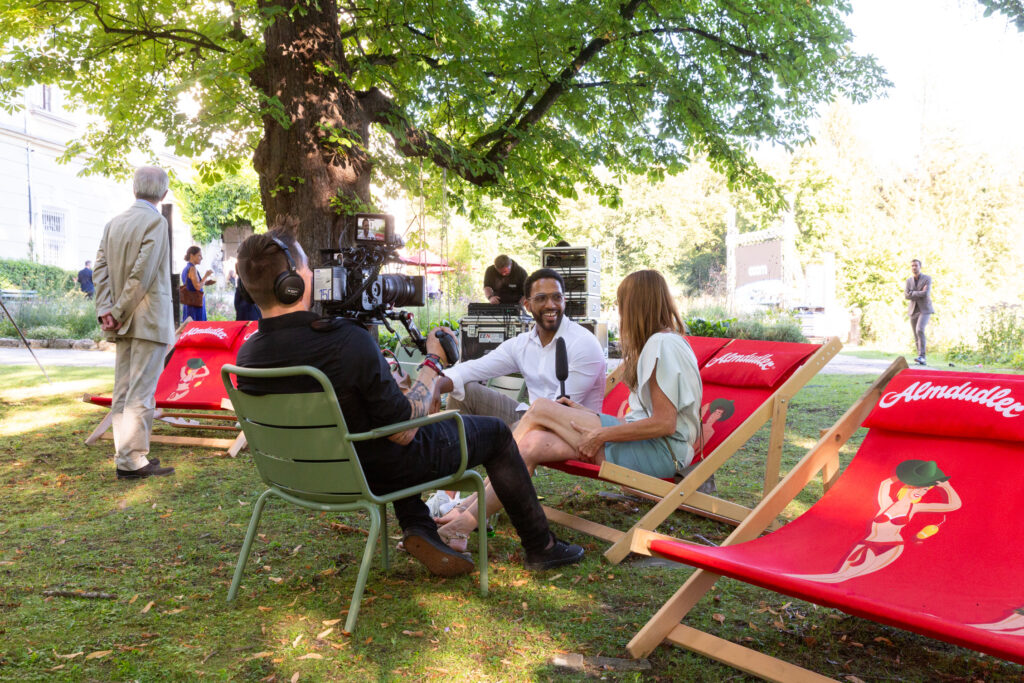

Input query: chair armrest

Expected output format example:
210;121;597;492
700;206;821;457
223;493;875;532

346;410;469;476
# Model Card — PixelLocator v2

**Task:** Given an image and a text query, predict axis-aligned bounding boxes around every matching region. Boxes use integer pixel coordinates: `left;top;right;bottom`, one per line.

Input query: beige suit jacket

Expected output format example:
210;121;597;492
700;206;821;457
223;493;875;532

93;200;175;345
905;273;934;316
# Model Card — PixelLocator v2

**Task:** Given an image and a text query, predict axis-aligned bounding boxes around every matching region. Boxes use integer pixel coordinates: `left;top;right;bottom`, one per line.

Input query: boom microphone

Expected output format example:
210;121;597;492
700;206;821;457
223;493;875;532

555;337;568;400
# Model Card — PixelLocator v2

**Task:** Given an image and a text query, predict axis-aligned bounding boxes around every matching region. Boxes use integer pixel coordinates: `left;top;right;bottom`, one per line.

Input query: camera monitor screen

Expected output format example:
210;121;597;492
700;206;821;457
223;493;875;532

351;213;393;244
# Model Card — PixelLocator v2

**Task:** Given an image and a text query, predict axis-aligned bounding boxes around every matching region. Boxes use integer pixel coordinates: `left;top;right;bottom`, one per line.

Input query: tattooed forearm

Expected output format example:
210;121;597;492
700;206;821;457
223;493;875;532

406;380;432;418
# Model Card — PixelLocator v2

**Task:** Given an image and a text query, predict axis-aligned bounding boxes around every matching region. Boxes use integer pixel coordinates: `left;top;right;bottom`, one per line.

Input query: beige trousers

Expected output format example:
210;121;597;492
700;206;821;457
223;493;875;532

446;381;525;428
111;337;167;470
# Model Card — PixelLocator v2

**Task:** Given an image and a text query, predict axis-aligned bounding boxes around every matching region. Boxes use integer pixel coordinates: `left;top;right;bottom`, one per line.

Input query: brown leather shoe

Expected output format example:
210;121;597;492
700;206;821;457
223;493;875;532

402;529;474;577
116;461;175;480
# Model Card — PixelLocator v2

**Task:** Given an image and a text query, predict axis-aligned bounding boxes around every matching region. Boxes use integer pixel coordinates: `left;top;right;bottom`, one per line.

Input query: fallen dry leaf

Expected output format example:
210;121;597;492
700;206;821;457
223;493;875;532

140;601;155;614
548;574;563;582
873;636;893;646
163;607;186;615
316;628;334;640
401;630;425;637
86;650;112;660
297;653;322;660
712;613;725;623
363;636;373;645
291;673;300;683
291;634;303;648
249;651;273;660
128;594;139;605
268;577;284;584
48;665;65;672
54;651;83;660
258;606;273;612
322;618;341;626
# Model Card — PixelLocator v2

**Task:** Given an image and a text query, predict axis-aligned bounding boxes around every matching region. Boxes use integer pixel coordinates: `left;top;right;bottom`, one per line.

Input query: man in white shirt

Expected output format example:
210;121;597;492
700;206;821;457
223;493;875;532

434;269;606;426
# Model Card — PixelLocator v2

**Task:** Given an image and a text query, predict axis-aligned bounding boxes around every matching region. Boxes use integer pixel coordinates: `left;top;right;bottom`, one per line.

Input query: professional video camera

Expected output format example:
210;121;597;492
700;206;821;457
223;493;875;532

313;213;456;360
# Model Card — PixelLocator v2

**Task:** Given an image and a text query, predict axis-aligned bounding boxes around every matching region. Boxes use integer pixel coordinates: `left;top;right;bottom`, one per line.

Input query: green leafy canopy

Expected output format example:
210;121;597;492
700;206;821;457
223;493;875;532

0;0;890;236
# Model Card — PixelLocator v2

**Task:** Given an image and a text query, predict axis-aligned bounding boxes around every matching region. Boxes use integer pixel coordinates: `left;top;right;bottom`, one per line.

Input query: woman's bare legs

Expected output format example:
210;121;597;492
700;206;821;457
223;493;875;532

438;409;596;544
511;398;603;446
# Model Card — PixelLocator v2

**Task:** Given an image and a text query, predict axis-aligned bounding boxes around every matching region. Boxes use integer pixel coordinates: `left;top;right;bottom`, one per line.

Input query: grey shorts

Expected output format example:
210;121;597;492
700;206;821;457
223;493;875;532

598;414;676;479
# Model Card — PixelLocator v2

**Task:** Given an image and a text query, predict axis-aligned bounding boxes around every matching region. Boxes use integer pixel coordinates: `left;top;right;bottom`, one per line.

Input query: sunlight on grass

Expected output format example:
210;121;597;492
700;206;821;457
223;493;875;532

0;379;111;402
0;410;77;437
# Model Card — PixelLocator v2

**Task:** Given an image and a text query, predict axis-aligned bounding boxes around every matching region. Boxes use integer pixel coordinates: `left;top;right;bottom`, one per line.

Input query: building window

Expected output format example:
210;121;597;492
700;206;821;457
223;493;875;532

40;85;52;112
39;207;66;266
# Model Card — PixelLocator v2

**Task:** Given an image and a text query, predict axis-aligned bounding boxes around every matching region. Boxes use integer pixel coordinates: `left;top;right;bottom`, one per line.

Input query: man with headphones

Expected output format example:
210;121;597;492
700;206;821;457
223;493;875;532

233;231;585;576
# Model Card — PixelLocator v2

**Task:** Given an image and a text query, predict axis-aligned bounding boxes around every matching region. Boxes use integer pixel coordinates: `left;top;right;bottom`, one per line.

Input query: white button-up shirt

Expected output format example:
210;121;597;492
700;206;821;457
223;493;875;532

445;317;607;412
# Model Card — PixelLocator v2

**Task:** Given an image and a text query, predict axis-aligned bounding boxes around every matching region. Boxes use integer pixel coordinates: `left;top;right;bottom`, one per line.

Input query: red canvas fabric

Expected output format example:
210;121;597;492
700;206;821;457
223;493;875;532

174;321;248;350
685;336;732;368
90;321;252;411
700;339;818;389
864;369;1024;443
647;427;1024;665
697;383;774;459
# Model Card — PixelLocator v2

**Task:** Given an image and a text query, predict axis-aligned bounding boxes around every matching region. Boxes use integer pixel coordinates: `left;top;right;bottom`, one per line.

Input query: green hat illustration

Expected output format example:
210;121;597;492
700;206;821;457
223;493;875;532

186;357;206;370
708;398;736;421
895;459;949;487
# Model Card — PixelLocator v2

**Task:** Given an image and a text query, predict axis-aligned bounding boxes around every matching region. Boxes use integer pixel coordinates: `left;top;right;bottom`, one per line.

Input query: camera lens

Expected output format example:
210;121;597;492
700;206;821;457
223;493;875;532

379;274;425;308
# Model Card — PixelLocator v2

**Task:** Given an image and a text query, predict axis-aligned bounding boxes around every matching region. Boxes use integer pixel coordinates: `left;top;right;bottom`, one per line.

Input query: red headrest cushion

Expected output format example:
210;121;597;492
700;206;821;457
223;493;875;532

175;321;248;350
685;336;732;367
863;369;1024;442
700;339;817;388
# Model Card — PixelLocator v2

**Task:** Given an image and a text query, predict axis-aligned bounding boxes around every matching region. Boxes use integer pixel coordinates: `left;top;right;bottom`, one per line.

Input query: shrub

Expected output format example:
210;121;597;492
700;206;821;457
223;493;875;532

0;295;101;340
945;340;977;364
976;304;1024;364
0;259;76;296
685;309;807;343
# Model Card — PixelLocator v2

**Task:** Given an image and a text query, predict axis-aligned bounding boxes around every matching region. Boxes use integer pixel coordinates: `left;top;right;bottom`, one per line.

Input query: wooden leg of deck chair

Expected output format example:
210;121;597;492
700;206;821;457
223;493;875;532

620;486;755;527
227;431;247;458
763;395;790;496
628;566;723;657
84;408;114;446
542;505;623;543
665;624;836;683
820;428;840;493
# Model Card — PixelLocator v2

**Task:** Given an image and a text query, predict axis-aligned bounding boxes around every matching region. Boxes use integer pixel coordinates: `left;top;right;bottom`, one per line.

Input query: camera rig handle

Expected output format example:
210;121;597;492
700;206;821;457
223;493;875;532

384;310;459;365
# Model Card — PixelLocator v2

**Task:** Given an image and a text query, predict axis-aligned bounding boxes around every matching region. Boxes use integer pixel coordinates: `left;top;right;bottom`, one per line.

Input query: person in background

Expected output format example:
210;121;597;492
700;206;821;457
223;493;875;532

234;277;261;321
483;254;527;305
181;246;214;322
905;258;933;365
77;260;94;298
92;166;176;479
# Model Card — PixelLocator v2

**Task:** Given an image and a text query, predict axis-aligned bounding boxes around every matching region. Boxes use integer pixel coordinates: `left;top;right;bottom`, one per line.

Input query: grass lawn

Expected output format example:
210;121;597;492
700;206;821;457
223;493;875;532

1;364;1022;681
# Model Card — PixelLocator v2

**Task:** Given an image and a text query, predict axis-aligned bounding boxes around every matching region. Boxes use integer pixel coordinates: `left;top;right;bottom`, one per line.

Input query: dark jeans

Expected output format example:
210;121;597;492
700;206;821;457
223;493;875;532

358;415;551;554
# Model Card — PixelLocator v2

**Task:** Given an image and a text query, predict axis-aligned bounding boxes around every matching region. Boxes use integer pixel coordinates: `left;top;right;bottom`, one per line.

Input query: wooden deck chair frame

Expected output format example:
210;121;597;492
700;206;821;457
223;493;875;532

543;337;842;564
82;321;248;456
221;364;488;635
623;356;908;681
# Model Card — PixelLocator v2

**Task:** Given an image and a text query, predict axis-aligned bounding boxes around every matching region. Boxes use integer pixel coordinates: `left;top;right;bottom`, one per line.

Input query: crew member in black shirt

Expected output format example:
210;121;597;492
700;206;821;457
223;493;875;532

234;231;584;576
483;254;527;305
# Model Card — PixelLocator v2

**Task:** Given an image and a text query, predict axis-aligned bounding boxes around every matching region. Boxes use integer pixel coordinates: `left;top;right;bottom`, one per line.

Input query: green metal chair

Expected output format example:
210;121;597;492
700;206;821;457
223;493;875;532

221;364;488;634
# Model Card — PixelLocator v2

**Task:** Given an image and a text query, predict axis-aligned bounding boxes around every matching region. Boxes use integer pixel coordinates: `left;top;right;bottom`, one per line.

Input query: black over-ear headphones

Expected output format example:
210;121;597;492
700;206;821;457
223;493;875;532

269;235;305;305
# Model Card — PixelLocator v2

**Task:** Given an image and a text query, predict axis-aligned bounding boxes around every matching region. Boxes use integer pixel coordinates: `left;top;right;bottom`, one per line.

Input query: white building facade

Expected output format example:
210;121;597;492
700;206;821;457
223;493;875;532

0;85;193;273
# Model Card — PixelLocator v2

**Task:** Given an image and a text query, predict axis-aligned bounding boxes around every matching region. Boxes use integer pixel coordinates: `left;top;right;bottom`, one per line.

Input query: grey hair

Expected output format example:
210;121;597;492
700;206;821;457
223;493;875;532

133;166;169;201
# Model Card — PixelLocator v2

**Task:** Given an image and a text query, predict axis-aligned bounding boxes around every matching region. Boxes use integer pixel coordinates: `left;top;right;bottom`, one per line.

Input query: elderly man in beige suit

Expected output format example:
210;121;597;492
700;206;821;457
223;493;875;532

93;166;176;479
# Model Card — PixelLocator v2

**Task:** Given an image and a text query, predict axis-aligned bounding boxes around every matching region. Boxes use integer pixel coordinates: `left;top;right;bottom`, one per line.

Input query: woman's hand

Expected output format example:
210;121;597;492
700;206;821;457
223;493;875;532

571;422;605;461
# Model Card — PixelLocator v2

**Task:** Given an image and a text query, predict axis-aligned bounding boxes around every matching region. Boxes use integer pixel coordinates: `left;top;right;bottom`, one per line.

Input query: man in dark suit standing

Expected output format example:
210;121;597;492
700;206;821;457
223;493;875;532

77;260;95;298
905;259;933;365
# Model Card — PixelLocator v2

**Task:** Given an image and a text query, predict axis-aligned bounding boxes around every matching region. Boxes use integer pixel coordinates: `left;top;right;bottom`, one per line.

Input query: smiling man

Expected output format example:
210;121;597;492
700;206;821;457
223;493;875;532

436;268;606;427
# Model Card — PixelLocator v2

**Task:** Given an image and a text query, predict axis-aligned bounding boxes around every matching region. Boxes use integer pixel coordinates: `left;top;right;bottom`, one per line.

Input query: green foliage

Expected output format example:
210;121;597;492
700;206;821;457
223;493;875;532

0;295;100;339
175;172;266;245
685;317;734;338
945;340;977;364
0;259;76;296
976;305;1024;363
0;0;888;239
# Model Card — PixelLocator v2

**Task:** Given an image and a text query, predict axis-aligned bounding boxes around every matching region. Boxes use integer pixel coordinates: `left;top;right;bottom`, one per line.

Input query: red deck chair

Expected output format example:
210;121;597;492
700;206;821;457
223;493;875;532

627;361;1024;678
542;336;841;565
83;321;257;456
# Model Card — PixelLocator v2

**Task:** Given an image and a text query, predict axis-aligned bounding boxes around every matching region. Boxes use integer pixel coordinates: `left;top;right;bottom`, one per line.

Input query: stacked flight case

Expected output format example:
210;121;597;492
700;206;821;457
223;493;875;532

458;303;533;361
540;246;607;352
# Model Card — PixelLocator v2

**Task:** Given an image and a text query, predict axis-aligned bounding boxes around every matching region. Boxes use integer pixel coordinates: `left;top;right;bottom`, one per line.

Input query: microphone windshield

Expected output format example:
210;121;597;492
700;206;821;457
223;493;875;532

555;337;568;382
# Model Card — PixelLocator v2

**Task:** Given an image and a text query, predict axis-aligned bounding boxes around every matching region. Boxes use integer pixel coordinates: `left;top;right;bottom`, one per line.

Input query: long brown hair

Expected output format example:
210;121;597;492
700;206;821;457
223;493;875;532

617;270;687;389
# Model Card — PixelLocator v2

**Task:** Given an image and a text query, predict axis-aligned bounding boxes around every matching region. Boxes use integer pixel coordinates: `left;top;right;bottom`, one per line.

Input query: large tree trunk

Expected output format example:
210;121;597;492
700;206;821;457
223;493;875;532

251;0;372;263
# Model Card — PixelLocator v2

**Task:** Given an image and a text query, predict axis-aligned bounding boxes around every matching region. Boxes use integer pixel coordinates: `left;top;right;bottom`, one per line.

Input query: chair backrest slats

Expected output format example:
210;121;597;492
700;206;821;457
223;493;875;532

222;364;374;503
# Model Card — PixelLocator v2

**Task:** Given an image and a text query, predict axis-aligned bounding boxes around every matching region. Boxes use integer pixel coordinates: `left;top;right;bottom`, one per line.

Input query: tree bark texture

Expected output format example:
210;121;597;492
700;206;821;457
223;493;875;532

251;0;371;261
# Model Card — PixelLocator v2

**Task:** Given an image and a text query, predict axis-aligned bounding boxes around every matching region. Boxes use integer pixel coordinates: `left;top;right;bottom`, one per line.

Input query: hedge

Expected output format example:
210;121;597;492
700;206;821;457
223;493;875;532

0;259;77;296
